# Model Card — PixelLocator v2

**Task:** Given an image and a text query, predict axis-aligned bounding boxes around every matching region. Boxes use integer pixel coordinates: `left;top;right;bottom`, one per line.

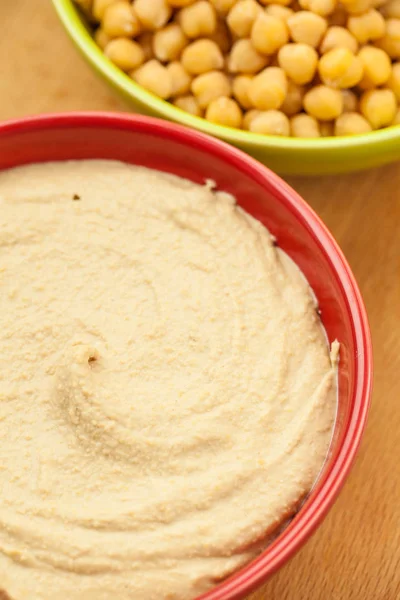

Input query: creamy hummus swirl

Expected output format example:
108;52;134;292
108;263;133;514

0;161;337;600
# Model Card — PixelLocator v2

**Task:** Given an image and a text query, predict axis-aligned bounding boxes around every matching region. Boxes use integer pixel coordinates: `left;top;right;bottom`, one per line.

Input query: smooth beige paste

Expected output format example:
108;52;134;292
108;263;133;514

0;160;337;600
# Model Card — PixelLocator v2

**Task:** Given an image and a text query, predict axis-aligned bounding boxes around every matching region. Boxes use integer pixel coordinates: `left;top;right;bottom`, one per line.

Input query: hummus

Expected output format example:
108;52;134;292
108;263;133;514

0;160;337;600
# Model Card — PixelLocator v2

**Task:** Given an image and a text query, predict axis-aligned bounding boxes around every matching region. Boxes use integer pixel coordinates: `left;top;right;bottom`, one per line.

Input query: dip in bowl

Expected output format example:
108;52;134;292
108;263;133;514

0;113;372;600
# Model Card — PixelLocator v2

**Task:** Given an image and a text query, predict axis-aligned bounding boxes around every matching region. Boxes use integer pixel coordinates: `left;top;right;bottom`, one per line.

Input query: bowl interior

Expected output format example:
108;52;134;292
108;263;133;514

0;113;371;600
52;0;400;175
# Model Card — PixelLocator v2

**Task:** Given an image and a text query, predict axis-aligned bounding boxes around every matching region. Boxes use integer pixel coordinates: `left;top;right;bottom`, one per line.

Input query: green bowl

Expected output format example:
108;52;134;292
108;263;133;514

53;0;400;175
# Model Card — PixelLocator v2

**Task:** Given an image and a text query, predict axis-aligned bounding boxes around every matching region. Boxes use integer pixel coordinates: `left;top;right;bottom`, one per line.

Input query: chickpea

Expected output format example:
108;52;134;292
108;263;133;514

290;113;321;136
102;2;141;37
181;39;224;74
251;14;289;55
152;25;188;63
359;89;397;128
265;5;294;22
191;71;231;107
243;109;262;128
347;9;386;44
320;120;334;135
358;46;392;88
179;1;218;38
173;94;203;115
167;62;192;96
209;0;238;13
318;48;363;88
334;112;372;135
248;66;288;110
208;20;231;53
280;81;306;115
381;0;400;19
94;27;112;49
228;39;269;73
93;0;119;21
278;43;318;84
249;110;290;135
132;0;171;30
375;19;400;58
227;0;262;38
320;26;358;54
342;89;358;112
132;59;172;99
206;97;243;127
303;85;343;120
341;0;372;14
287;11;328;48
388;62;400;101
298;0;337;17
232;75;254;108
104;38;145;71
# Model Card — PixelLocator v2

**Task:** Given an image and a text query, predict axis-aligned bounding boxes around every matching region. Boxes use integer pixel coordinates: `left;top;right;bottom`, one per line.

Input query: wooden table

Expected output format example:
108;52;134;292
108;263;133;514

1;2;399;599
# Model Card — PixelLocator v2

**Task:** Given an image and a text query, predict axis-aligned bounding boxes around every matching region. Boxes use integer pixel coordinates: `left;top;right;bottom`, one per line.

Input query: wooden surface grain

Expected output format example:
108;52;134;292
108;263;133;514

1;2;399;599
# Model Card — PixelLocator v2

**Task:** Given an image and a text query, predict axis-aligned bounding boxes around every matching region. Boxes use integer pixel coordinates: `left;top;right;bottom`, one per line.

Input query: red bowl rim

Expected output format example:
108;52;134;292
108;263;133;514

0;112;373;600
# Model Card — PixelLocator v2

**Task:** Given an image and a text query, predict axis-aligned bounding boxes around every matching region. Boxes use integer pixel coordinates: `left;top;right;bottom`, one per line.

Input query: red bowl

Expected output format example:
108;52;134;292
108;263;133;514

0;113;372;600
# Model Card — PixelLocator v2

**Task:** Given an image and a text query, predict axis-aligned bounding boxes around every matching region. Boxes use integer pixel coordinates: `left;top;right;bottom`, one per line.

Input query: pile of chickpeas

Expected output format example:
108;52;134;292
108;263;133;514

75;0;400;137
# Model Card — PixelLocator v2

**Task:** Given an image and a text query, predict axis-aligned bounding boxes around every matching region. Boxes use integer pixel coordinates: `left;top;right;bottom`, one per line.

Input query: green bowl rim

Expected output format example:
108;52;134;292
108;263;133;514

53;0;400;153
